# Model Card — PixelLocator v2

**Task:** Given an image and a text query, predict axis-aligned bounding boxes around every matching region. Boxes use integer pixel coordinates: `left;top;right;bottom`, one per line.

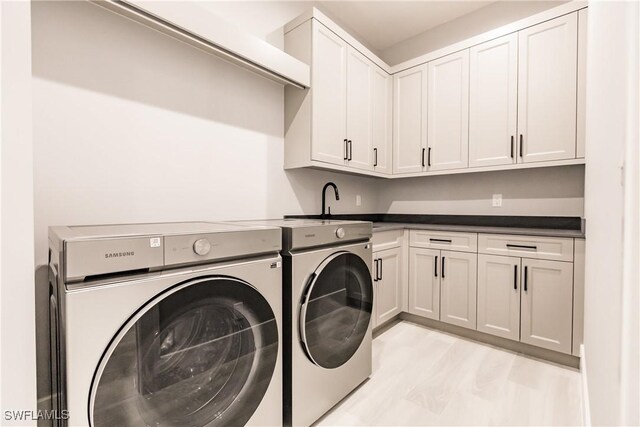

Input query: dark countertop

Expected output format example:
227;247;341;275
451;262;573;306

371;222;585;238
284;214;585;239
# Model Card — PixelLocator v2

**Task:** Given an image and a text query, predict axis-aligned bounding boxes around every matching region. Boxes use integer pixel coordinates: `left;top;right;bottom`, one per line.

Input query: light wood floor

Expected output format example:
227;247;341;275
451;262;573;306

316;321;583;426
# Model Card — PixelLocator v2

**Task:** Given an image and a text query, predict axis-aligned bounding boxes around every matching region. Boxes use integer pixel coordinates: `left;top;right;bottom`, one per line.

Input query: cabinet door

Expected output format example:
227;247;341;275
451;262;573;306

576;8;587;159
346;46;373;171
477;254;520;340
371;251;379;328
440;250;477;329
375;247;403;326
427;50;470;171
408;248;440;320
517;13;577;163
372;66;392;174
520;258;573;354
393;65;427;174
311;21;347;166
469;34;518;167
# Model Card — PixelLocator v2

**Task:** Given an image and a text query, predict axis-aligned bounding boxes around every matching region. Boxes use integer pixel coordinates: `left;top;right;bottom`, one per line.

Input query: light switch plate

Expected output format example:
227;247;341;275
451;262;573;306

492;194;502;207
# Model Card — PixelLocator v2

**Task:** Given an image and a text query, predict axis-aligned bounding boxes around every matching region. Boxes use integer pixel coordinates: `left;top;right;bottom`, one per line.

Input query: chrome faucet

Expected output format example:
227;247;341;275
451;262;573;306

321;182;340;219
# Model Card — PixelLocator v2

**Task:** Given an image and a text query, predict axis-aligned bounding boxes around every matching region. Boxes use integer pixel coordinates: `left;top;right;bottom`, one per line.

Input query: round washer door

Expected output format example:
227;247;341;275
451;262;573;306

89;276;278;427
299;252;373;369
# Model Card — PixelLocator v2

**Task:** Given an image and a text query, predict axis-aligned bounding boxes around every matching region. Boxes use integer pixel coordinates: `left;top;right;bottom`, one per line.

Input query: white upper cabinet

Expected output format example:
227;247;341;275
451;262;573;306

393;65;428;174
427;50;470;171
372;67;393;174
311;22;348;166
517;14;578;163
469;34;518;168
576;8;588;159
346;46;373;171
284;18;392;175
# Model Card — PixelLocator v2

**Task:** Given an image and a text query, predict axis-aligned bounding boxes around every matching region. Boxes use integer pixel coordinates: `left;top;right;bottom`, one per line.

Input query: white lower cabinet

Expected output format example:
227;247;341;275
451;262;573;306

477;253;574;354
477;254;521;340
408;248;440;320
373;247;404;328
439;250;477;329
520;258;574;353
409;247;477;330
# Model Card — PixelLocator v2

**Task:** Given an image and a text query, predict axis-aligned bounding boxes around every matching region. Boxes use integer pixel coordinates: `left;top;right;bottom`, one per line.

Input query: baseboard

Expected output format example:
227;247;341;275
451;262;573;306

580;344;591;426
399;313;580;368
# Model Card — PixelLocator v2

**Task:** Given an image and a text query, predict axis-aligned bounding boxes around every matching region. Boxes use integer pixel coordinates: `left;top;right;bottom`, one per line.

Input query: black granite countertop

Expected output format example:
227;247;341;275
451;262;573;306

284;214;585;239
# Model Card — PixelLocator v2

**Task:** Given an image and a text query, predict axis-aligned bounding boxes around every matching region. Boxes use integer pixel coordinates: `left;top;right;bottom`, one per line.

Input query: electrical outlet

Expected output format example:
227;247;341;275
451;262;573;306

356;195;362;206
492;194;503;207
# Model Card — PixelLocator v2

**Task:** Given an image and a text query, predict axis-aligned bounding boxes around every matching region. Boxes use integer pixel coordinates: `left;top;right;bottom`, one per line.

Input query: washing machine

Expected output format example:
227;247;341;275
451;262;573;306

239;219;373;426
48;222;283;427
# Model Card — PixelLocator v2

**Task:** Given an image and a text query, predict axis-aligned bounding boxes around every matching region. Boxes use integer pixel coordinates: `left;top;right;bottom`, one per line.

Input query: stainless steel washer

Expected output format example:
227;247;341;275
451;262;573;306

240;219;373;426
48;222;283;427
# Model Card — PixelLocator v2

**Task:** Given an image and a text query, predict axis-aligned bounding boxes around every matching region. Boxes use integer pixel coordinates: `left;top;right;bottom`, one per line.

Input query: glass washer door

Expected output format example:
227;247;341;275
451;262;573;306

299;251;373;369
89;276;278;427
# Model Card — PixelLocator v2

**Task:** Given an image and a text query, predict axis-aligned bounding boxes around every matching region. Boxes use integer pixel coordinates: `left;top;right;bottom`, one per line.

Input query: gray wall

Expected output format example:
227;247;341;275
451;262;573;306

380;1;567;66
31;0;378;408
377;166;584;216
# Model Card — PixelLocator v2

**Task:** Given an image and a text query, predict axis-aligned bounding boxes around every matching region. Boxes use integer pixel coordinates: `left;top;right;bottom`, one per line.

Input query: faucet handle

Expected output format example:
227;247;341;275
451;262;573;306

327;206;331;216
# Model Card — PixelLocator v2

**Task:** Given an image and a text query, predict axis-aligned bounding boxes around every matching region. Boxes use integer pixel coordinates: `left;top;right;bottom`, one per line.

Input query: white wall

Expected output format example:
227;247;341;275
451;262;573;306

583;2;639;426
377;166;584;216
0;1;37;424
380;1;566;66
31;0;378;406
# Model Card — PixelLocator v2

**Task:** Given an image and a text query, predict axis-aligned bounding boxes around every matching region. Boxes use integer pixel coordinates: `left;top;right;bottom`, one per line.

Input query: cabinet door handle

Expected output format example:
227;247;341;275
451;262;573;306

430;238;452;243
441;256;446;279
524;266;528;292
422;148;426;167
434;256;438;277
506;244;537;251
510;136;514;158
428;147;432;167
373;259;378;282
347;140;353;161
519;134;524;158
344;139;348;160
377;258;383;281
514;264;518;290
373;148;378;167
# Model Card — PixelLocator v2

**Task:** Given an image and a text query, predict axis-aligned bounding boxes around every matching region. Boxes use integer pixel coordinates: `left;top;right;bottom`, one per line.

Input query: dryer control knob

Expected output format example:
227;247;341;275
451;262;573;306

336;227;346;239
193;238;211;256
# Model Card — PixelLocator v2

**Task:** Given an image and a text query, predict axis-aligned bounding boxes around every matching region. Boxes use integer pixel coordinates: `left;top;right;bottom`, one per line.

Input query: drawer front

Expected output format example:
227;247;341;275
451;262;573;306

372;229;404;251
410;230;477;253
478;234;574;262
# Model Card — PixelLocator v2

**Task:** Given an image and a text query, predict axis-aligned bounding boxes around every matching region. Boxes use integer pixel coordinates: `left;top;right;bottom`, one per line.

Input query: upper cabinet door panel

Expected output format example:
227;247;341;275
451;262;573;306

311;21;347;165
372;67;393;174
517;13;578;163
427;50;470;171
576;9;588;159
393;65;428;174
346;46;373;171
469;34;518;168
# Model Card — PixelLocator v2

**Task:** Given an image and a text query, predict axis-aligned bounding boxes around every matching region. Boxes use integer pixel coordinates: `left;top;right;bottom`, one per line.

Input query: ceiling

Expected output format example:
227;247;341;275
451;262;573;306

317;1;495;52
